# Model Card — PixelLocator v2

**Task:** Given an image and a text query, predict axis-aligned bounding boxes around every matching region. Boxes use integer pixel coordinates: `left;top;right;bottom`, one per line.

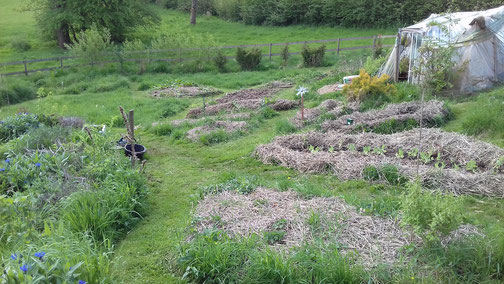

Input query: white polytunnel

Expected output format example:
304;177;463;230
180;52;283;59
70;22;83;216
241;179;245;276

379;5;504;94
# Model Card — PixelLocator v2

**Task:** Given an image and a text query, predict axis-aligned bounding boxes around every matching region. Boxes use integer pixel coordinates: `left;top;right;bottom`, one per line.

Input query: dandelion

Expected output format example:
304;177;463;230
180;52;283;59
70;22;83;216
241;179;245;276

20;265;28;273
34;251;46;260
10;254;17;260
35;162;41;167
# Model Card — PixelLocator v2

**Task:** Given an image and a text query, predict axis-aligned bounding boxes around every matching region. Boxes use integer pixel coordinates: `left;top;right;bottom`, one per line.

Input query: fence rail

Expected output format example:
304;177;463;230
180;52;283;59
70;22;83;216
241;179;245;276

0;34;395;77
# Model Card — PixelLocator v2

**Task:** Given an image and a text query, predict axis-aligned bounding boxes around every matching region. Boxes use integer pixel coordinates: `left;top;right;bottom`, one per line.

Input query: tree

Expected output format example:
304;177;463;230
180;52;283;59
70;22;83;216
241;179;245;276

190;0;198;25
28;0;159;48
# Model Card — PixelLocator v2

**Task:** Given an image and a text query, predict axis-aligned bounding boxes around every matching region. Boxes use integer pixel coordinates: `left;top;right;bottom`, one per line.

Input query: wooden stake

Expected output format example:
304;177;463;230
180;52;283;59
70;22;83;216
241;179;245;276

301;95;304;121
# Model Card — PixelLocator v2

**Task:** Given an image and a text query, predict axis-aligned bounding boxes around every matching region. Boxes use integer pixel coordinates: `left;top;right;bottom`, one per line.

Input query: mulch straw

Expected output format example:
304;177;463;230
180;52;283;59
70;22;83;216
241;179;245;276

271;99;299;111
322;100;448;132
194;187;420;268
255;128;504;197
290;100;360;128
186;121;247;141
152;86;221;98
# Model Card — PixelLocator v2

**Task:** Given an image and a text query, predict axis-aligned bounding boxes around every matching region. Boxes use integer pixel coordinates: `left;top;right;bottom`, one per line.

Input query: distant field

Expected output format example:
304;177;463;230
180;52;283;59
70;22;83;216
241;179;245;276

0;1;395;73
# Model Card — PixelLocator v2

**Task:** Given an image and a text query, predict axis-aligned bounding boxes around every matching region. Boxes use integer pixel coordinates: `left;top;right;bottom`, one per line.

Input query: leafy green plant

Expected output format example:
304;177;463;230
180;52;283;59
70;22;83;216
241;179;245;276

259;106;279;119
236;47;262;70
465;160;478;172
407;148;419;158
396;148;405;159
281;44;289;66
0;113;40;142
348;144;356;151
65;25;112;65
363;146;371;155
263;230;286;245
214;50;228;72
343;69;396;102
372;145;387;155
401;182;464;242
10;38;31;52
308;145;319;153
202;177;258;195
301;45;325;67
275;119;296;134
420;151;434;164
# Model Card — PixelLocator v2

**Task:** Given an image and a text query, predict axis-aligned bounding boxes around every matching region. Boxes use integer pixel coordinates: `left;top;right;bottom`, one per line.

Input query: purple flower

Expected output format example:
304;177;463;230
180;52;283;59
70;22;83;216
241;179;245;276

10;254;17;260
34;251;45;260
20;265;28;273
5;159;10;163
35;162;41;167
0;168;4;172
78;280;87;284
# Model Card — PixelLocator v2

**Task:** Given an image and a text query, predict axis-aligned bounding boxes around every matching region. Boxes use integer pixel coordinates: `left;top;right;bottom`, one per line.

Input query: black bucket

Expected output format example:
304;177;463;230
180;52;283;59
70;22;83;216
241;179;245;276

124;144;147;160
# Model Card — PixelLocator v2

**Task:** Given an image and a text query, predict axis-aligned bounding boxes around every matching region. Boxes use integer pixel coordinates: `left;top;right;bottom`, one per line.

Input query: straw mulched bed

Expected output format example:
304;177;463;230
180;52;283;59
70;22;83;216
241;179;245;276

322;100;448;133
152;86;221;98
194;187;420;268
290;100;360;128
271;99;299;111
186;121;247;141
255;129;504;197
168;113;251;127
187;99;264;118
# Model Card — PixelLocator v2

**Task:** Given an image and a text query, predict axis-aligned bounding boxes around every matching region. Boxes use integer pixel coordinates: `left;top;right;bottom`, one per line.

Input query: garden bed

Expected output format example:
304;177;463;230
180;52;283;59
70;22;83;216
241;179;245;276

186;121;247;141
194;187;420;268
152;86;221;98
290;99;359;127
322;100;449;133
256;129;504;197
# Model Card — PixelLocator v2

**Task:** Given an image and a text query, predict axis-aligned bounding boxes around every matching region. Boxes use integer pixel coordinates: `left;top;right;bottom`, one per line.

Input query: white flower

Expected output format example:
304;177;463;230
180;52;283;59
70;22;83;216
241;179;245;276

296;86;308;97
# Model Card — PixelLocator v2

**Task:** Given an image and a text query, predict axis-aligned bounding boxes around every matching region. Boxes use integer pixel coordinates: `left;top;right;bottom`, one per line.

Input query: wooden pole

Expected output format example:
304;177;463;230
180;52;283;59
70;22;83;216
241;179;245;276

337;38;341;55
372;36;377;51
269;43;272;62
394;30;402;82
60;58;63;69
23;61;28;76
301;95;304;121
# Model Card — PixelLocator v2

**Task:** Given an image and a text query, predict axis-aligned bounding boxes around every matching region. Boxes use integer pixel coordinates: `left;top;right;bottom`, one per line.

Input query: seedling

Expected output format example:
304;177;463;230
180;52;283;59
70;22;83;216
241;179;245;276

363;146;371;155
328;146;335;153
407;148;419;158
309;145;319;153
396;148;405;159
420;151;434;164
372;145;387;155
466;160;478;172
348;144;356;151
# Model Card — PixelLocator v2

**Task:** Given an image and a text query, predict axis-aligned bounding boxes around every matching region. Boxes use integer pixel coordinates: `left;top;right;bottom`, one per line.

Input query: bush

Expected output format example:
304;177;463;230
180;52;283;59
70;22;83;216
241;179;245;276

66;25;112;65
236;47;262;71
10;39;31;52
0;113;40;142
214;50;228;72
259;106;279;119
214;0;242;21
12;126;71;153
281;44;289;66
363;56;386;76
301;45;325;67
401;182;464;242
343;69;396;102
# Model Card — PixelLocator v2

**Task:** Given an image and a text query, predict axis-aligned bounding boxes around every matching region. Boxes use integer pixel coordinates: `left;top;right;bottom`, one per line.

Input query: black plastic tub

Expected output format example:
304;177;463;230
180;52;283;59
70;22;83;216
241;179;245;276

124;144;147;160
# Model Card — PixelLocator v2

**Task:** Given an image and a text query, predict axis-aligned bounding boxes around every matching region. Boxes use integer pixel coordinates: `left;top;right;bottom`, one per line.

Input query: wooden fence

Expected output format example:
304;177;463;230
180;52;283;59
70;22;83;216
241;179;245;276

0;35;396;77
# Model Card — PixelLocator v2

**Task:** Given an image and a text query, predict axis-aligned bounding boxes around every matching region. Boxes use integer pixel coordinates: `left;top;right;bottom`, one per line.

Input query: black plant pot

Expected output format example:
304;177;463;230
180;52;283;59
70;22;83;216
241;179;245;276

124;144;147;160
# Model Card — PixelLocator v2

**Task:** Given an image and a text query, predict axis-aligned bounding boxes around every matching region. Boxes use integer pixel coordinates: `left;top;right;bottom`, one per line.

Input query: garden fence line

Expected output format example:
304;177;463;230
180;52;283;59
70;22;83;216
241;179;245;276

0;35;396;77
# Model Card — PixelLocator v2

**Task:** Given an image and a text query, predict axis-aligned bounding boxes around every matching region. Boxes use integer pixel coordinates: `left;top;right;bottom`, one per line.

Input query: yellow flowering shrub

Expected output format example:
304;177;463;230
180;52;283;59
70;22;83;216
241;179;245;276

343;69;396;101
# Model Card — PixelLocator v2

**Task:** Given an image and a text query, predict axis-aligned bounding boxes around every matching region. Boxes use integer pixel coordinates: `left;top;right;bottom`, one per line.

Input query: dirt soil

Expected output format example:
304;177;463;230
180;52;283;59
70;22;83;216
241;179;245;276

194;187;420;268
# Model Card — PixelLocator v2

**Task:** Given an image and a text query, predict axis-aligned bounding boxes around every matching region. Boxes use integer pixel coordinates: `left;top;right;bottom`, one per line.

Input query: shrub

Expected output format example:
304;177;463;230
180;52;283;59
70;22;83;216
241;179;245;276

281;44;289;66
10;39;31;52
236;47;262;71
12;126;71;153
0;113;40;142
259;106;279;119
401;182;464;242
363;56;386;76
214;50;228;72
301;45;325;67
343;69;396;102
275;119;297;134
66;25;112;65
214;0;242;21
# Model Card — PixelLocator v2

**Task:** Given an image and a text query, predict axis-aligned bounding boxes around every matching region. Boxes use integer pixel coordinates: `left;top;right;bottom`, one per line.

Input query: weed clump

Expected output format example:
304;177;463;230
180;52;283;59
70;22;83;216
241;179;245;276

301;45;326;67
236;47;262;70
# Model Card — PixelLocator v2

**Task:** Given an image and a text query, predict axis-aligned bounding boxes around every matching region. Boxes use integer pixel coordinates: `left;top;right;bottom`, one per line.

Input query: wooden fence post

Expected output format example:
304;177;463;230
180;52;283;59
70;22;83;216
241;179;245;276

23;61;28;76
372;36;377;50
269;43;272;62
179;48;182;63
337;38;341;55
394;30;401;82
60;58;63;69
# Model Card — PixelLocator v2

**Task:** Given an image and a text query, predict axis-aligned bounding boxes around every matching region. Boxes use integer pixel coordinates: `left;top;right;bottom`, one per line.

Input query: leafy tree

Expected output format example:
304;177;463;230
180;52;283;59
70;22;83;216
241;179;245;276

28;0;159;48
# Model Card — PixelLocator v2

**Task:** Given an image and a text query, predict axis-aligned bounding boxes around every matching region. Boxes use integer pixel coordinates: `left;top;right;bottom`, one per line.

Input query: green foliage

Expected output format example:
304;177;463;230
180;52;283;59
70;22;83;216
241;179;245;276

213;50;228;72
31;0;159;43
363;56;386;75
151;123;173;136
343;69;396;102
275;119;296;134
236;47;262;71
66;26;112;65
0;79;37;107
301;45;325;67
263;230;286;244
201;176;259;195
159;98;191;118
199;130;231;145
0;113;41;142
11;126;70;154
373;118;419;134
401;182;464;242
363;164;407;185
259;106;279;119
280;44;289;66
10;38;31;52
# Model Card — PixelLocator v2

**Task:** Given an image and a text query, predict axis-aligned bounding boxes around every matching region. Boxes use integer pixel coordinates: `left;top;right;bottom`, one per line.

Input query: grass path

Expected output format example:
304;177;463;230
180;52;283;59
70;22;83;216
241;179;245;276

110;115;294;283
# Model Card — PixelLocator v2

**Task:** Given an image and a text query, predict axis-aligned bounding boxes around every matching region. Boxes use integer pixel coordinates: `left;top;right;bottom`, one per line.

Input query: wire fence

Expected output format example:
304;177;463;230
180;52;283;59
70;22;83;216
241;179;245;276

0;35;396;77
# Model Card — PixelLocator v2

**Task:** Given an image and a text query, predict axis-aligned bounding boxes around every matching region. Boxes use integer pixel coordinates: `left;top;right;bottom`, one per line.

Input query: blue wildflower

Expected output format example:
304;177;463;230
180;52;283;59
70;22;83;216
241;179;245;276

10;254;17;260
0;168;4;172
34;251;45;260
5;159;10;163
35;162;41;167
78;280;87;284
20;265;28;273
